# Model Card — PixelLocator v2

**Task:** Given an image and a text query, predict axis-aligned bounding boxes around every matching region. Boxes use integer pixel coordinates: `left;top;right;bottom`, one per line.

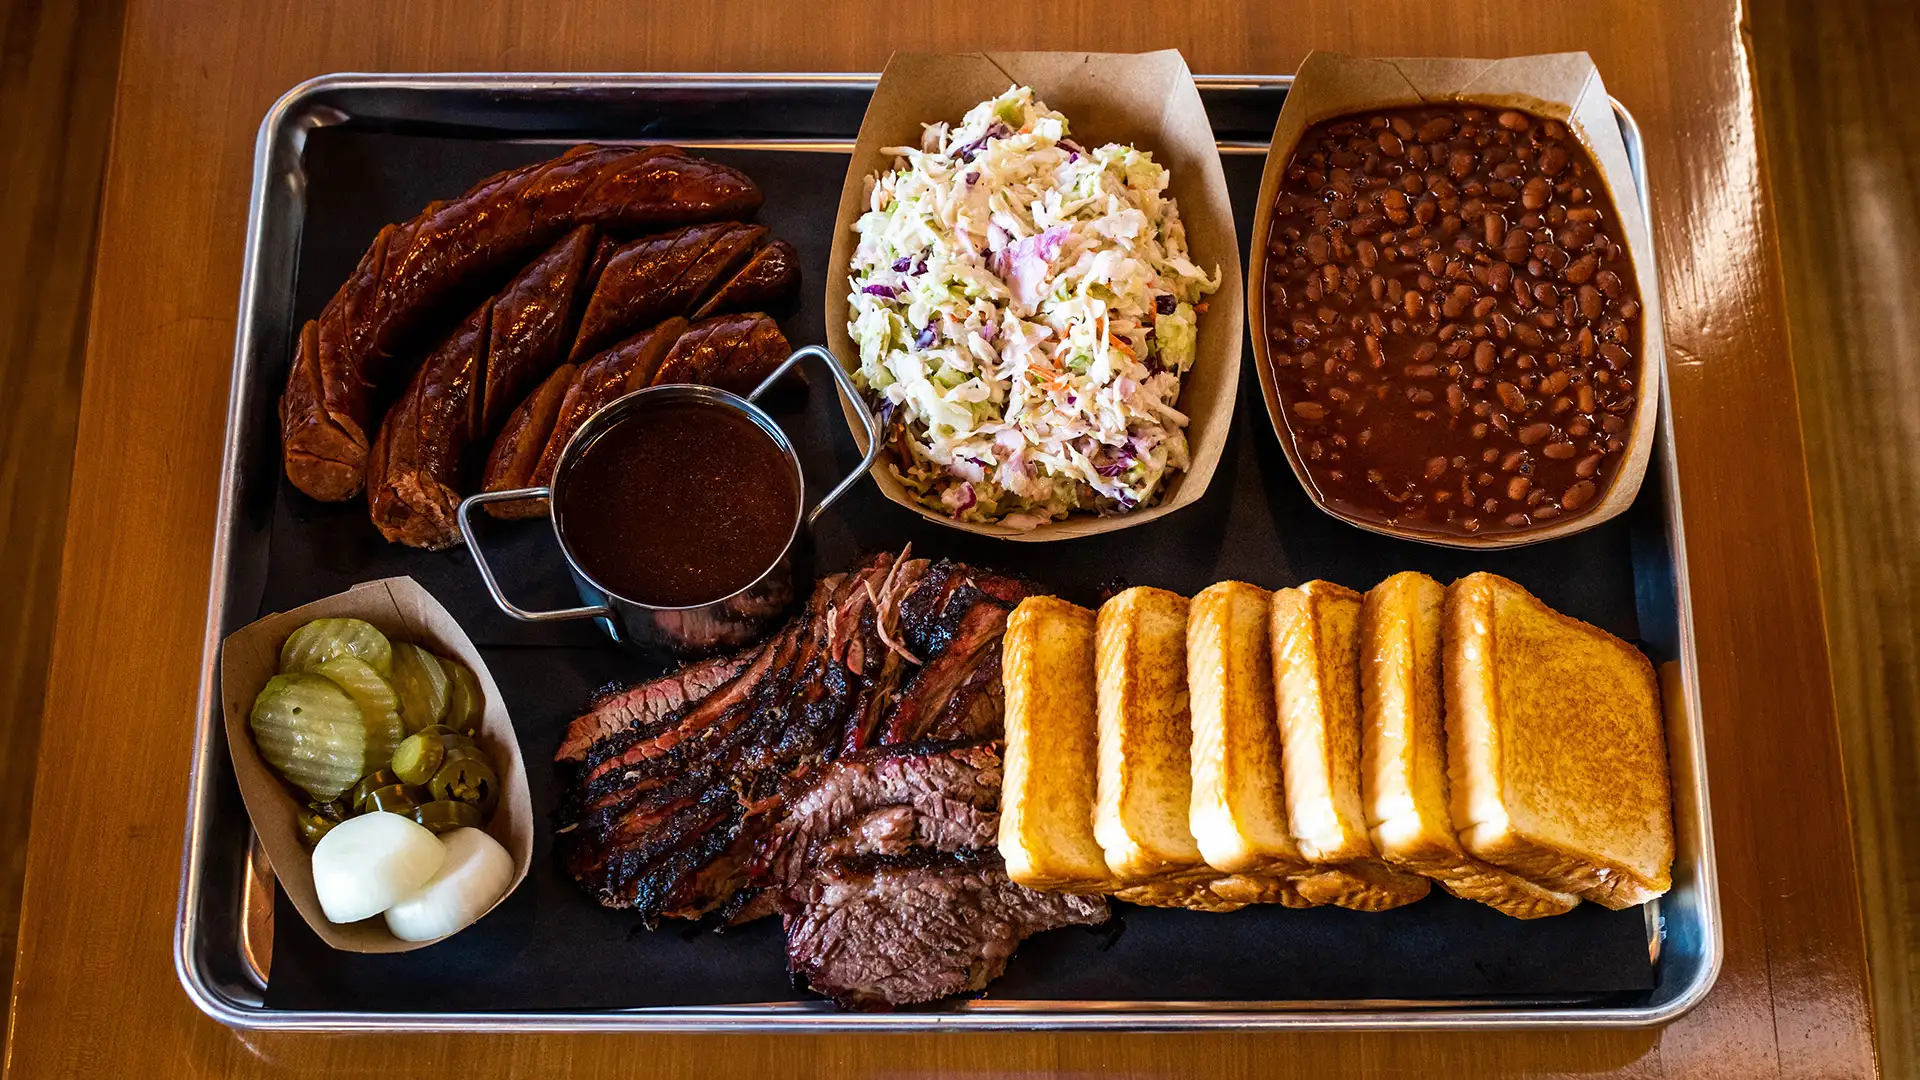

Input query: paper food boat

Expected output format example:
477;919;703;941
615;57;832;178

1245;51;1666;548
824;50;1245;541
218;576;532;953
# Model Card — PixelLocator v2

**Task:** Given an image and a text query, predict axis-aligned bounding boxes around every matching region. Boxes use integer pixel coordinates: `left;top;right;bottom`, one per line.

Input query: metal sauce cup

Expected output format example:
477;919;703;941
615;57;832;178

456;345;878;658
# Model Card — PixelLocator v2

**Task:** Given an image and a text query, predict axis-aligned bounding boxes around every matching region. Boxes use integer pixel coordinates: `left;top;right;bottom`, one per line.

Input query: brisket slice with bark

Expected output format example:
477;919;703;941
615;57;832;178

557;555;906;922
555;650;759;763
870;560;1030;746
760;742;1106;1009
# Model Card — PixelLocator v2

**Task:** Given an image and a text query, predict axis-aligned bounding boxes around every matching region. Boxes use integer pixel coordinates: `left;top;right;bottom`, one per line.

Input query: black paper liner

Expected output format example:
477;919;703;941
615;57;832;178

258;131;1658;1013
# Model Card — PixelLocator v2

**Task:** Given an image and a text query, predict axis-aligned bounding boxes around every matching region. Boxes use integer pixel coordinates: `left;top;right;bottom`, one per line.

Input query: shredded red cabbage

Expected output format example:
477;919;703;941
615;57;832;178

955;121;1013;163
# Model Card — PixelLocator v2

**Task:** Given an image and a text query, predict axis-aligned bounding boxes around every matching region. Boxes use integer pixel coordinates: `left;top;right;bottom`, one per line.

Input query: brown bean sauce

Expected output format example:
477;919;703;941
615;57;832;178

1262;104;1643;537
558;400;797;607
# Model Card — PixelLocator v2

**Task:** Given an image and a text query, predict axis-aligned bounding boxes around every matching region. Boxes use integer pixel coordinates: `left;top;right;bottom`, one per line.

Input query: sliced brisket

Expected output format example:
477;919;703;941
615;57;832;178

763;743;1106;1009
783;852;1105;1009
757;741;1004;891
555;648;763;762
558;555;901;922
874;560;1031;746
555;549;1081;1008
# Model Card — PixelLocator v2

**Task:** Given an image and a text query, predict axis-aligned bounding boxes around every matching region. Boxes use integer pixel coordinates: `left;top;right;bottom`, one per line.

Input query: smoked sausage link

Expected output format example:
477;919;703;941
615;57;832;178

280;144;762;502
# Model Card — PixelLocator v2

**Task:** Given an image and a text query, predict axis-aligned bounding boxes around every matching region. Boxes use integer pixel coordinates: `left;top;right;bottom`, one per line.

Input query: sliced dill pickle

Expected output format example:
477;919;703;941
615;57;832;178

279;618;393;677
362;783;426;816
297;804;338;847
390;643;450;733
248;673;373;801
438;656;484;736
314;656;404;766
437;743;487;767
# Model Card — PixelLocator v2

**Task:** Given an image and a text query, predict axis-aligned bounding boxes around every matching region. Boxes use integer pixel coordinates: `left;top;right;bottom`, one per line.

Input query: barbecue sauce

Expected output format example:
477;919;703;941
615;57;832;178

558;400;797;607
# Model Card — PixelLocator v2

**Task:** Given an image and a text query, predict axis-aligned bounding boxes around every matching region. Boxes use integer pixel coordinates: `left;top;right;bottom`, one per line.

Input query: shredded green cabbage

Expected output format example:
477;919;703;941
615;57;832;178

845;86;1220;529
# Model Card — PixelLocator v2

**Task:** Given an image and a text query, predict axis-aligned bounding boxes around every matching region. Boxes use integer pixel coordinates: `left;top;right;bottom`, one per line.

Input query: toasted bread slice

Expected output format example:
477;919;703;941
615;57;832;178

1187;582;1307;877
1094;587;1217;886
1362;572;1579;919
1269;581;1429;912
1000;596;1113;893
1445;573;1674;909
1095;587;1235;912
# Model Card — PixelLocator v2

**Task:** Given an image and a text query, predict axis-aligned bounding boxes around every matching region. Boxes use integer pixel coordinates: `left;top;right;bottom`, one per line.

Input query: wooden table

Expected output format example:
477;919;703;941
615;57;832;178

5;0;1878;1076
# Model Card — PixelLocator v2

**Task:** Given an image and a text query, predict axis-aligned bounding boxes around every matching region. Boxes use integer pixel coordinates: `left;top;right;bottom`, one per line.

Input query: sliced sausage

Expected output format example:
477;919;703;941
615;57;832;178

280;144;762;503
663;224;767;316
365;301;491;549
691;239;800;320
480;362;578;520
481;225;597;433
703;315;792;396
566;223;765;363
584;233;621;284
648;314;759;387
527;317;690;489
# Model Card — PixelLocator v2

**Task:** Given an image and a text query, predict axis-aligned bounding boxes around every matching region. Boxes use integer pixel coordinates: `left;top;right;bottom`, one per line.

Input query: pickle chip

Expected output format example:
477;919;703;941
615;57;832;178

298;804;339;848
314;656;405;767
438;656;484;736
280;618;394;678
248;673;375;801
363;783;427;817
414;799;484;834
391;642;451;733
391;730;448;786
430;755;500;818
351;769;401;813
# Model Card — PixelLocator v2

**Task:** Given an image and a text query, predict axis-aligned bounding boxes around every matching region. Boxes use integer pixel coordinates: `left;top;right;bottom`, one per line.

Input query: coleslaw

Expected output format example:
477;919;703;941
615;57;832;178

845;86;1220;529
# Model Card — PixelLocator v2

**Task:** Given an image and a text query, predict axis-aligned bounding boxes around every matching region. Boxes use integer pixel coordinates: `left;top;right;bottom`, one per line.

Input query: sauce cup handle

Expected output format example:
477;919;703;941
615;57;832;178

748;344;882;530
456;488;616;623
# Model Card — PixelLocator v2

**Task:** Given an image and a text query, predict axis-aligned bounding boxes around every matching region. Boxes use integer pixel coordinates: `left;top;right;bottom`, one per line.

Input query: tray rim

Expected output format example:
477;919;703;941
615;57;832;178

176;68;1721;1033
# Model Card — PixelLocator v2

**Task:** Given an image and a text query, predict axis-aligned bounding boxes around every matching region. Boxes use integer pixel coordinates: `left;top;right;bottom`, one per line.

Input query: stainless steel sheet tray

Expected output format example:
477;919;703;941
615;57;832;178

178;72;1719;1031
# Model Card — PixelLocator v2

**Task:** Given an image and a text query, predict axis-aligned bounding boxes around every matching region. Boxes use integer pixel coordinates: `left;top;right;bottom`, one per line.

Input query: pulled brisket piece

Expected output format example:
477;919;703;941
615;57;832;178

874;561;1030;746
556;551;1085;1006
760;743;1106;1009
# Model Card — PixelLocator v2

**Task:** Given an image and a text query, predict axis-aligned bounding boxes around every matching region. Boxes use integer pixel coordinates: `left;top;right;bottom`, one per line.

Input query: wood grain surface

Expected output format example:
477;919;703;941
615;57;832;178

1749;0;1920;1075
1;1;1880;1077
0;0;123;1054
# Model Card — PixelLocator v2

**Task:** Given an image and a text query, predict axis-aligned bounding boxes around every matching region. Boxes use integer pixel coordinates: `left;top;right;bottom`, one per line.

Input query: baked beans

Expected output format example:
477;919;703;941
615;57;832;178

1262;105;1642;537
